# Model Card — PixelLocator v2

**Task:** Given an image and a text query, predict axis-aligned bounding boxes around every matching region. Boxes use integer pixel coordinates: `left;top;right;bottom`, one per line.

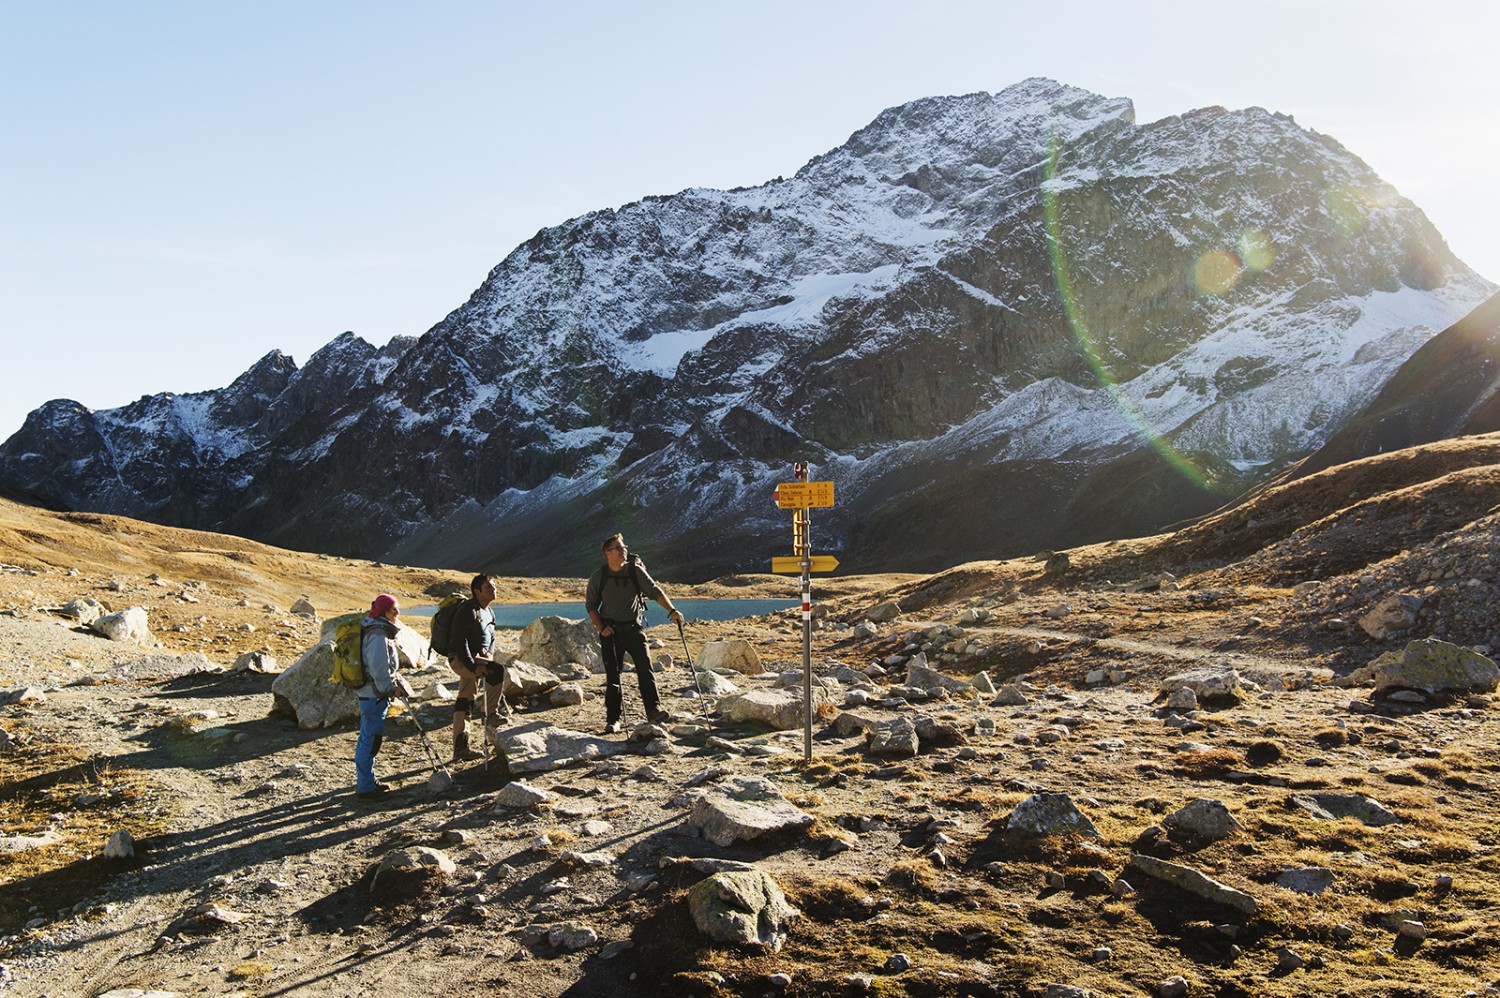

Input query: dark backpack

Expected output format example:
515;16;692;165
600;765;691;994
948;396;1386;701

595;556;649;625
429;595;468;657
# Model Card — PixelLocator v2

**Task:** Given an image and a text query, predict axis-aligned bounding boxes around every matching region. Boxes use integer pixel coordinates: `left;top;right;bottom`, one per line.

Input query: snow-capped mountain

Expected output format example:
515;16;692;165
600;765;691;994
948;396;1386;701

1;79;1493;578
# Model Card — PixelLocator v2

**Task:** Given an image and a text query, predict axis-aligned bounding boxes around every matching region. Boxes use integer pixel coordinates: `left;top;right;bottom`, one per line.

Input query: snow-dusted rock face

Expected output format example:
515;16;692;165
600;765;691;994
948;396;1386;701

1;78;1493;577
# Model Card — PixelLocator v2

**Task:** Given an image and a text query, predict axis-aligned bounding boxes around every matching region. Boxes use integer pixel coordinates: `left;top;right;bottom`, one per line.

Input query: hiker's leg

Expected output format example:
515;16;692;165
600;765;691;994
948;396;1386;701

601;632;624;723
624;628;662;717
450;659;478;737
355;696;388;793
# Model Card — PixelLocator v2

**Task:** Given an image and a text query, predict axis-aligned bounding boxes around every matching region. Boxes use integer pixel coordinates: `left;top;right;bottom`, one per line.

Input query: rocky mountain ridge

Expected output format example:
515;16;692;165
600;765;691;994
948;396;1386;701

0;78;1493;578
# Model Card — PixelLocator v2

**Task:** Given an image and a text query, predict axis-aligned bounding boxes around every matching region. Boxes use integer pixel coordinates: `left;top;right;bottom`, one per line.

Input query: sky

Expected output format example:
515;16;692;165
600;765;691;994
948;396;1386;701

2;0;1496;441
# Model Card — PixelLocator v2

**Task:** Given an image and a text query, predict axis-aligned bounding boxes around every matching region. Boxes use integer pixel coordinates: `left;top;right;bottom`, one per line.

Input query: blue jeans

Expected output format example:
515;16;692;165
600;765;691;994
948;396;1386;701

355;696;389;792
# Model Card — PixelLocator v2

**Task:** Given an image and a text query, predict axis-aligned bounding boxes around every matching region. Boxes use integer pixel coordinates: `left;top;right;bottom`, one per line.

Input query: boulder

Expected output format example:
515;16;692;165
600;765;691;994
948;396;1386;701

289;596;318;618
549;682;586;706
866;601;902;623
904;653;973;695
1125;855;1259;915
371;846;456;893
1368;639;1499;697
502;659;563;701
58;598;107;625
868;716;919;757
1007;793;1100;839
695;670;741;696
519;616;602;671
497;720;630;774
1359;594;1423;640
1162;798;1242;845
1159;669;1242;701
270;644;358;730
232;651;279;673
92;607;151;644
697;639;766;676
721;688;826;730
689;776;814;847
1287;793;1401;827
688;869;799;950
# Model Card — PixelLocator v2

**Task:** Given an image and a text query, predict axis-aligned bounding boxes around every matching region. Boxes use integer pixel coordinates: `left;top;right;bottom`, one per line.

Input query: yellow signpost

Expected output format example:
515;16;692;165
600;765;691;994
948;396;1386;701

771;555;840;573
775;480;834;509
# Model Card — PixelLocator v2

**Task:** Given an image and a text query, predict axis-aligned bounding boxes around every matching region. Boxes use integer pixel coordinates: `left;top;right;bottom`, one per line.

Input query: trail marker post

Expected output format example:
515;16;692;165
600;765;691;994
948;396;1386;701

771;462;837;762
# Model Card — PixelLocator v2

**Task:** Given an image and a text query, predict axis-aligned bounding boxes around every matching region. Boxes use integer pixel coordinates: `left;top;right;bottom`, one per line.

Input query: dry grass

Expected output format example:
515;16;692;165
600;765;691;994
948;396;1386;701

0;737;175;933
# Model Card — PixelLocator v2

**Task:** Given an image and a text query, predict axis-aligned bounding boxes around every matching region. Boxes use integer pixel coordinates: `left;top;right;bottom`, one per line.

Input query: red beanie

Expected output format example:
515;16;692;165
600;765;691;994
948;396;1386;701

370;594;399;617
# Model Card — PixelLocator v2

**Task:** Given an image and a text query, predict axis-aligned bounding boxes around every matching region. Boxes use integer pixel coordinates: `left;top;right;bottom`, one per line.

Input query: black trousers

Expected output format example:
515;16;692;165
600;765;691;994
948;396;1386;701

600;622;660;722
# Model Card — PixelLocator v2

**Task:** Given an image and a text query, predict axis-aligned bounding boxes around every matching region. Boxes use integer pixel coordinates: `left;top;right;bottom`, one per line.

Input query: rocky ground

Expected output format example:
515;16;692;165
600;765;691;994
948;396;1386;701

3;435;1500;997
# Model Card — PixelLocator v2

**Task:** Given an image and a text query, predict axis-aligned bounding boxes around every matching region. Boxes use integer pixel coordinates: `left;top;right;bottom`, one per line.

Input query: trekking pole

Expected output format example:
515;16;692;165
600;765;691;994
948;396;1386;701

400;691;451;778
478;670;490;773
676;619;709;713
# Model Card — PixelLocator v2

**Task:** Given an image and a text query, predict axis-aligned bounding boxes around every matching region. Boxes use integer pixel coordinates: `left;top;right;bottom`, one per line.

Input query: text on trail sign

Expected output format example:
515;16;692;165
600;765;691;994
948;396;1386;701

771;555;840;574
775;480;835;508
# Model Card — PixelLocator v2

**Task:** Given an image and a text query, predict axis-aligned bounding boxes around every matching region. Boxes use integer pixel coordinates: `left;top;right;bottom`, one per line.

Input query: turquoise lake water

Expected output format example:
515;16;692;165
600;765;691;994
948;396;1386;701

407;598;797;630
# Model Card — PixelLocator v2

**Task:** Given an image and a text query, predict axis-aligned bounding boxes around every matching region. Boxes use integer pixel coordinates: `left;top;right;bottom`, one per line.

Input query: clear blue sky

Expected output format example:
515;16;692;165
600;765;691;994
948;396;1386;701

2;0;1495;440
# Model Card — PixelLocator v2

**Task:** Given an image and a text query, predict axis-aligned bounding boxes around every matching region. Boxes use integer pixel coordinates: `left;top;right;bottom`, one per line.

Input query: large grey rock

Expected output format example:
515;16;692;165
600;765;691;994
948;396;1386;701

270;644;358;730
1162;798;1243;845
695;669;741;696
92;606;151;644
1125;855;1259;915
1159;669;1242;700
697;639;766;676
58;598;107;625
502;658;563;701
232;651;279;673
905;653;973;695
371;846;456;892
689;776;814;846
1359;593;1423;640
721;688;825;730
1288;793;1401;827
1007;793;1100;839
519;615;602;671
289;596;318;618
494;780;557;809
497;720;630;774
1368;638;1499;696
867;716;920;757
688;869;799;950
865;601;902;623
317;614;433;670
1275;867;1335;894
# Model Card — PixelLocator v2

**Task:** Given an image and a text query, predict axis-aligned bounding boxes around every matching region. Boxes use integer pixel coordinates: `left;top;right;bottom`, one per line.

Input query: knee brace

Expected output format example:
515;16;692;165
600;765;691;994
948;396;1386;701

453;697;473;716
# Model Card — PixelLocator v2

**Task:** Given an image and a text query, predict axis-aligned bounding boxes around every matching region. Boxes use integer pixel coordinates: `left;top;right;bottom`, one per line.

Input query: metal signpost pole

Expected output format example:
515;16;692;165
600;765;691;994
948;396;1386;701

795;463;813;763
770;465;837;765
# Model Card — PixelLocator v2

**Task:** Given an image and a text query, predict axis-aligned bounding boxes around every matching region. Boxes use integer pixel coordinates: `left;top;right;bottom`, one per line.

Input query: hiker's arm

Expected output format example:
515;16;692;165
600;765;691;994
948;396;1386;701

452;609;478;669
656;596;683;625
363;629;397;697
637;565;684;624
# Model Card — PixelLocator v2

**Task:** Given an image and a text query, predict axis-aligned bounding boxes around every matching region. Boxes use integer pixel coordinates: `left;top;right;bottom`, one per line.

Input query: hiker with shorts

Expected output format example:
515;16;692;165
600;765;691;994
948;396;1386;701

355;593;407;800
448;573;507;762
585;534;683;734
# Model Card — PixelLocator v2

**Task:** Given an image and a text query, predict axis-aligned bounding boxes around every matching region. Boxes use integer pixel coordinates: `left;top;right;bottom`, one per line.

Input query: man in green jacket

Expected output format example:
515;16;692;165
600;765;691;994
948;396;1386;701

584;534;683;734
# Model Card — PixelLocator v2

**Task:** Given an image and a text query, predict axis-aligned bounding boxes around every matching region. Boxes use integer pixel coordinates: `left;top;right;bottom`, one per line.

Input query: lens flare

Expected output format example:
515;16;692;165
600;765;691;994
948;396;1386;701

1193;250;1242;296
1041;127;1215;492
1325;184;1370;236
1238;229;1275;272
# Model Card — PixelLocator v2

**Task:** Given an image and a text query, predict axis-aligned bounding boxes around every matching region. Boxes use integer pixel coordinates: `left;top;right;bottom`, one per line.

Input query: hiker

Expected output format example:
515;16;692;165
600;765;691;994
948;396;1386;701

585;533;683;734
448;573;507;762
355;593;405;799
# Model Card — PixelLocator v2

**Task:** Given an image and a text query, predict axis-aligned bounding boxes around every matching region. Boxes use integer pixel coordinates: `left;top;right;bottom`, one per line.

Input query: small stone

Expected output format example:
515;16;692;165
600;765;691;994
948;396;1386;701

885;952;911;972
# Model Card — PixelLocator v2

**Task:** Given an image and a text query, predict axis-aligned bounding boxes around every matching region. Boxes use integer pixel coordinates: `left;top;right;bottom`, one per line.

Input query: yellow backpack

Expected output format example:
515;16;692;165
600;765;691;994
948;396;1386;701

328;618;367;690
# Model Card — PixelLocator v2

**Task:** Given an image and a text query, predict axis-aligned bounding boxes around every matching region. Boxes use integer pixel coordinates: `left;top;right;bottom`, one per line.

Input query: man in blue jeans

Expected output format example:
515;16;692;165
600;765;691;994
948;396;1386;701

585;534;683;734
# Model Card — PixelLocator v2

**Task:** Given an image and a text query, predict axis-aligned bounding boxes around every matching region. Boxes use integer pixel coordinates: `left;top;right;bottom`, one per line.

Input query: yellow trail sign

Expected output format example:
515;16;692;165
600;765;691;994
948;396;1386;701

771;555;840;574
775;480;834;508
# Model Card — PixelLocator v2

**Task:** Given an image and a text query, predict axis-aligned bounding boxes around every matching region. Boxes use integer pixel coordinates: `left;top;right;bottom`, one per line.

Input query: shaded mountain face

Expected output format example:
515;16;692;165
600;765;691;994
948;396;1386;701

0;78;1493;580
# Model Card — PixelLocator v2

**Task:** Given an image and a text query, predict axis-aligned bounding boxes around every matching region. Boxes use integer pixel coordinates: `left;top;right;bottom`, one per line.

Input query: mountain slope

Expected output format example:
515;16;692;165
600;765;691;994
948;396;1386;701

0;79;1493;579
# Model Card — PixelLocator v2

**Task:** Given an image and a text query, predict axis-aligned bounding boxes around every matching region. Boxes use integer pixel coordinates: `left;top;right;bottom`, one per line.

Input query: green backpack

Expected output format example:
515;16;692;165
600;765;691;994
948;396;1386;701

328;618;368;690
429;595;468;657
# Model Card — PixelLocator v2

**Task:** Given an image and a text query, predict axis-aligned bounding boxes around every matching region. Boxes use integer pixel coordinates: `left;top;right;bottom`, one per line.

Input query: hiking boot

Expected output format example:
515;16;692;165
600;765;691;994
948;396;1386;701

356;783;390;800
647;708;673;724
603;720;624;735
452;732;483;762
